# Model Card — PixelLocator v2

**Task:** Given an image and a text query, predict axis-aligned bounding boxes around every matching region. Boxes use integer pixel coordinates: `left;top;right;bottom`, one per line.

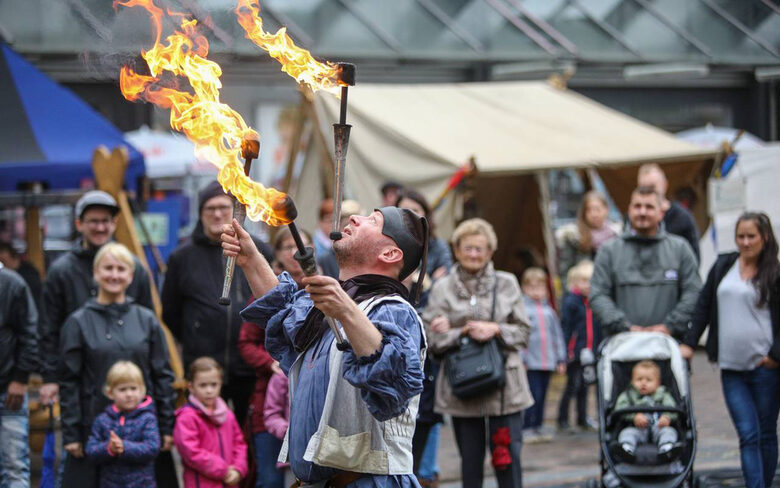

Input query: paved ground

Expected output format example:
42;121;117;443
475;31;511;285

438;351;780;487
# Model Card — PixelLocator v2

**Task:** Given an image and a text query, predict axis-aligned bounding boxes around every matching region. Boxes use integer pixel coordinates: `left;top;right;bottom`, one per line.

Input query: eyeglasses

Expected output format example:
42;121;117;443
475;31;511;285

461;245;487;254
203;205;233;214
83;218;113;228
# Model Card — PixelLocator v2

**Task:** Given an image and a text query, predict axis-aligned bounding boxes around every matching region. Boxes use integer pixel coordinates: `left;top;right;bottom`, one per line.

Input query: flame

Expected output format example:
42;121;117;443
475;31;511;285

234;0;341;94
115;0;291;226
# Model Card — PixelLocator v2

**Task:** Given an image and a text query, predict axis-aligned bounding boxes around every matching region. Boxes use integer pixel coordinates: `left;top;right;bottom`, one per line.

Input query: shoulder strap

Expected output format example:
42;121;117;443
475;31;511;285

491;276;499;321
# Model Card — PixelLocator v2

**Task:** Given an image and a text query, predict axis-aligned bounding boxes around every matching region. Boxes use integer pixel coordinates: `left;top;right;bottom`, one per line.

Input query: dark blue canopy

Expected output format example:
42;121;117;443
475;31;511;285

0;43;144;192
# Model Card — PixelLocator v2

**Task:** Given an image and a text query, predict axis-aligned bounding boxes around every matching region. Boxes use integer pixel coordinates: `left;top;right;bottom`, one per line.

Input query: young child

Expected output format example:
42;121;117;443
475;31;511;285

521;267;567;441
616;360;680;462
557;260;601;431
85;361;160;488
264;371;292;486
174;357;248;488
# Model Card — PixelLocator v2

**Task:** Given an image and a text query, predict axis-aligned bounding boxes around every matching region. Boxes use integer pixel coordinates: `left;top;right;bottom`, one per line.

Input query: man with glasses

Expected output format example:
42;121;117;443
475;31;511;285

39;190;153;406
161;180;273;425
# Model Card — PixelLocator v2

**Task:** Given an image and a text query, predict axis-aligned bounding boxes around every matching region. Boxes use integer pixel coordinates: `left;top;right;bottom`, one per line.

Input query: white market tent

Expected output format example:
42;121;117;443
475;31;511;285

292;81;717;277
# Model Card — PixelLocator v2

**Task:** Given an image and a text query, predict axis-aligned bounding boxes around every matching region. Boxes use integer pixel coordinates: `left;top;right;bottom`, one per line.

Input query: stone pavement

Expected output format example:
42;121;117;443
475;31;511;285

438;350;779;487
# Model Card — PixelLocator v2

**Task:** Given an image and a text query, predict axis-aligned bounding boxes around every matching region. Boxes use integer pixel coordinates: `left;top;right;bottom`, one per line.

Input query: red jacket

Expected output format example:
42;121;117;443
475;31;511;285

174;396;248;488
237;319;275;433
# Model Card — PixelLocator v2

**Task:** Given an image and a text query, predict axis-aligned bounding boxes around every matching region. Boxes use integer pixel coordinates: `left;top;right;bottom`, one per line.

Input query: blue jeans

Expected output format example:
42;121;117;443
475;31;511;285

721;367;780;488
0;392;29;488
524;370;551;429
254;432;284;488
418;422;441;480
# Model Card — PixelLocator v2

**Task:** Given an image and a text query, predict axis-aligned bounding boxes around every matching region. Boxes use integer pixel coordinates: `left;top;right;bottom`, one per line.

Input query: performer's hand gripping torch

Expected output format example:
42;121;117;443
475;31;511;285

219;135;260;306
273;196;347;348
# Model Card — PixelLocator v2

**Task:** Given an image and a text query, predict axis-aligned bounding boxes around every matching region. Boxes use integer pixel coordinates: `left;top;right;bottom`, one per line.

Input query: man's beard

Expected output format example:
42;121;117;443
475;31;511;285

334;238;371;269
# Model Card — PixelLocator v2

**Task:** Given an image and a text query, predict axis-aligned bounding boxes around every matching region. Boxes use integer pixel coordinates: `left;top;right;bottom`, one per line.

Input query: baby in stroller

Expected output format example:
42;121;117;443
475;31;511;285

615;360;680;463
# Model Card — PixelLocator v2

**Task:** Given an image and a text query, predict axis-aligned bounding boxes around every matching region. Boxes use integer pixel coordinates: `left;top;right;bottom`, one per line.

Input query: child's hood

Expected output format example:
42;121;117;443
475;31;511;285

103;395;155;420
176;394;229;425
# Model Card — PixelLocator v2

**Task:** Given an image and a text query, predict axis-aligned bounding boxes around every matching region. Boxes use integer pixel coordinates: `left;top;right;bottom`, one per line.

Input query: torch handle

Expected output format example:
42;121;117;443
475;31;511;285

289;222;347;346
219;200;247;306
330;123;352;241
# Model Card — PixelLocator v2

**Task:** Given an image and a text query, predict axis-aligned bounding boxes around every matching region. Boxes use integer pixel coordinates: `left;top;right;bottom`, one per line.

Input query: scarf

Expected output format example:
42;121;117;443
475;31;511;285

294;274;410;352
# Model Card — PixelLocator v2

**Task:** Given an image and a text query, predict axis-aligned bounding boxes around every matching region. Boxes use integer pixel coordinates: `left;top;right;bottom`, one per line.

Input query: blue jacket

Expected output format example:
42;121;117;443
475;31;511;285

560;291;602;362
86;396;160;488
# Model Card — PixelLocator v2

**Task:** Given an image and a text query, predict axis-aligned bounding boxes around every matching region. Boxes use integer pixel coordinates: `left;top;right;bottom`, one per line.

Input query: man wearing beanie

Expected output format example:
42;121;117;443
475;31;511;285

39;190;153;406
161;180;273;426
224;206;429;487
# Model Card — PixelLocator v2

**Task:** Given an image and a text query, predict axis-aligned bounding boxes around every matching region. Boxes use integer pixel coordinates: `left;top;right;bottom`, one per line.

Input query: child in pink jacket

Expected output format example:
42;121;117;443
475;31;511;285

263;372;290;479
174;357;248;487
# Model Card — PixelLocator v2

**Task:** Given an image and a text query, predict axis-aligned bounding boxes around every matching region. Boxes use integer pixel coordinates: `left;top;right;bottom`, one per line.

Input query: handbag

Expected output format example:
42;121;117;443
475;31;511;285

445;279;506;399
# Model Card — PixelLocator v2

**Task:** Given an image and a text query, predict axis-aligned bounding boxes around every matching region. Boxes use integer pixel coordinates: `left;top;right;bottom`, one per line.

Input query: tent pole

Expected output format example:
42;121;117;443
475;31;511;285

536;171;559;300
92;146;185;390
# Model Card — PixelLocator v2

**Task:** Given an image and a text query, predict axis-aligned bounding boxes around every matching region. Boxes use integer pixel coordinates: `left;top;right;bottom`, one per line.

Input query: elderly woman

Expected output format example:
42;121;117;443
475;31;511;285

59;243;175;487
682;212;780;488
424;218;533;488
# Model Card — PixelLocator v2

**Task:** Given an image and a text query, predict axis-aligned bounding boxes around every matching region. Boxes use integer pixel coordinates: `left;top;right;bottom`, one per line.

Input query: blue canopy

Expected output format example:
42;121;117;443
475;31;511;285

0;43;144;192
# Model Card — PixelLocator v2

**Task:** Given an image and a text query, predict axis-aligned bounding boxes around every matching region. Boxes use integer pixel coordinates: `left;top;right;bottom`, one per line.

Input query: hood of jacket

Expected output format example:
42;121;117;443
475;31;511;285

178;394;229;425
103;395;155;420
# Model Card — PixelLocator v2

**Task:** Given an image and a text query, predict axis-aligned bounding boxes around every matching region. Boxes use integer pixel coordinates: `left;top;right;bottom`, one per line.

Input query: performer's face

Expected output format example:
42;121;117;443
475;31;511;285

334;211;390;266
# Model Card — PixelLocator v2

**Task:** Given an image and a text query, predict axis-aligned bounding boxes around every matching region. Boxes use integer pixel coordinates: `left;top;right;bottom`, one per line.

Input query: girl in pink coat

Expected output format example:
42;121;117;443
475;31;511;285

174;357;248;487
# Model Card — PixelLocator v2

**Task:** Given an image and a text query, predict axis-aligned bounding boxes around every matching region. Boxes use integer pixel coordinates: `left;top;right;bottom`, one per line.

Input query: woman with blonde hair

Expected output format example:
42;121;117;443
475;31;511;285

555;191;621;285
424;218;532;488
59;242;175;487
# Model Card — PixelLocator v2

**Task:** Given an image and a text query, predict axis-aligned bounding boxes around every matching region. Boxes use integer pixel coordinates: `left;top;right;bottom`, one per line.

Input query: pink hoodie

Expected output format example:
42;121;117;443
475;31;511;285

263;373;290;469
174;395;248;488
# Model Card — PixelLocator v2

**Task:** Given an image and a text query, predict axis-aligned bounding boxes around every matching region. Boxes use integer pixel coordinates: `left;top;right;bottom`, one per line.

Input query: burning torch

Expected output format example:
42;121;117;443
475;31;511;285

329;62;356;242
219;134;260;306
269;196;347;347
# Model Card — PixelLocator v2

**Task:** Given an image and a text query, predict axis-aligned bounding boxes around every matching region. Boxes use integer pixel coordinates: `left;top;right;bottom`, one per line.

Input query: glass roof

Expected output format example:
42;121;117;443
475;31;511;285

0;0;778;65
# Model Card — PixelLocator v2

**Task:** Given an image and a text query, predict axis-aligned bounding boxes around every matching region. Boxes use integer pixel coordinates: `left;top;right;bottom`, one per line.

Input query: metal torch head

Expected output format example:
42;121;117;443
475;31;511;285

241;133;260;160
336;63;356;87
271;194;298;222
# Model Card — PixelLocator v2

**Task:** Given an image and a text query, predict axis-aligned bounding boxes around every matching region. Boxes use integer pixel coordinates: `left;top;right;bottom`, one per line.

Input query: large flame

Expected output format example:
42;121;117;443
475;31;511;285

234;0;341;94
115;0;291;226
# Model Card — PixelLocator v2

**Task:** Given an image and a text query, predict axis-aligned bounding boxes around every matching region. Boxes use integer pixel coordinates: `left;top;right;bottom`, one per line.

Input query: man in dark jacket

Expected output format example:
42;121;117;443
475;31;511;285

590;186;702;342
162;180;273;425
38;191;153;405
0;263;39;486
638;163;700;262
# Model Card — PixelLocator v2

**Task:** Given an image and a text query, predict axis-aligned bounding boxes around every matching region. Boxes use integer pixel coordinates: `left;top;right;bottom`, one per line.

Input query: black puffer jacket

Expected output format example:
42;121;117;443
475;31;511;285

0;266;39;390
59;299;175;445
684;252;780;363
161;222;273;378
40;242;153;383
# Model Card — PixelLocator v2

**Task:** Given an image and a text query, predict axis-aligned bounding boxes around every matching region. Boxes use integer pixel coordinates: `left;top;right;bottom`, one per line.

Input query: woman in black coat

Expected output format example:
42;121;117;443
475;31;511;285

681;212;780;488
59;243;175;487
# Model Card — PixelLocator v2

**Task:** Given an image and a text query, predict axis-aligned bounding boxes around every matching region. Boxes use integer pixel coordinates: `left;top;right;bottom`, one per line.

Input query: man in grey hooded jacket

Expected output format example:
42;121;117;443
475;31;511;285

590;186;702;341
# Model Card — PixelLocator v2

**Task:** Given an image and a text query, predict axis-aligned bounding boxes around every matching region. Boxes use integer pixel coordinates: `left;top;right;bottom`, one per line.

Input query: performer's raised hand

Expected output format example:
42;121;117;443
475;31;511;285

221;219;260;268
302;275;355;321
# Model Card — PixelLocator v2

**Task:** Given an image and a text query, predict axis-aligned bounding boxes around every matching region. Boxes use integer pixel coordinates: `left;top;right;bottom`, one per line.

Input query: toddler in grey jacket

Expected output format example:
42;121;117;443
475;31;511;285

616;360;679;462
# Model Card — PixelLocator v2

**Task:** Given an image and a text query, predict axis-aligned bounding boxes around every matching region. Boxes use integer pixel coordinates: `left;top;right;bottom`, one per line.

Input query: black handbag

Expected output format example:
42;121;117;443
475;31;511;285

445;279;506;399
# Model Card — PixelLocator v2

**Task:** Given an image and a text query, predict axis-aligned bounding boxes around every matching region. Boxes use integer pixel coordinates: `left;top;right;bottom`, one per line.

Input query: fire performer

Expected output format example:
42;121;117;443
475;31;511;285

221;206;429;488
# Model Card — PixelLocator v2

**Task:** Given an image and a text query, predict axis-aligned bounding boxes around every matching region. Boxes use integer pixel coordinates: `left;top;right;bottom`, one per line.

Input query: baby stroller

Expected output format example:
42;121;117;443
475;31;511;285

594;332;696;488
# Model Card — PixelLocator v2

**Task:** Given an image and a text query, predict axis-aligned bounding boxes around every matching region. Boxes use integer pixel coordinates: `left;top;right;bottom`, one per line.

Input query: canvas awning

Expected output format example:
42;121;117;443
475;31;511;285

299;81;717;279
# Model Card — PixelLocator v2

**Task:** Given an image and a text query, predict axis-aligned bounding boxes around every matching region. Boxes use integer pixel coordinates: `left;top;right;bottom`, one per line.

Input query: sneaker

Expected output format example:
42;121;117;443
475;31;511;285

536;427;554;442
658;443;682;463
523;429;541;444
578;417;599;432
557;421;571;432
615;443;636;463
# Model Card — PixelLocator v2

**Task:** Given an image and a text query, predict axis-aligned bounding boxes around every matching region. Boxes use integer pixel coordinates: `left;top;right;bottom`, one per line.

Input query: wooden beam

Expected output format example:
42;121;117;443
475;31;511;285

24;207;45;278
